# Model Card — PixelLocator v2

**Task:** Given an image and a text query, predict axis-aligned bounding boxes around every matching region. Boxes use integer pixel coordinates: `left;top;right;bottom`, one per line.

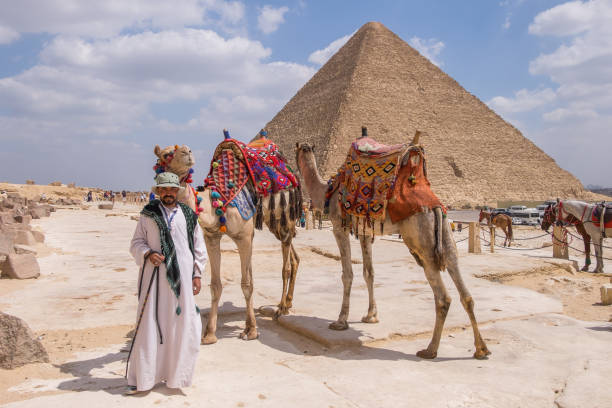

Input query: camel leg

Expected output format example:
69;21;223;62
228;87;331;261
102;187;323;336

359;236;378;323
582;233;591;272
285;243;300;309
202;234;222;345
594;236;604;274
446;261;490;359
416;266;451;359
236;235;258;340
275;239;292;319
329;227;353;330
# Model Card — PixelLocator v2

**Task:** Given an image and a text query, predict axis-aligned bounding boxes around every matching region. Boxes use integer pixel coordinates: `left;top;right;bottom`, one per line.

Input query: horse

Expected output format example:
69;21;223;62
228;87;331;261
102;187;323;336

541;203;592;272
554;200;611;273
479;210;513;247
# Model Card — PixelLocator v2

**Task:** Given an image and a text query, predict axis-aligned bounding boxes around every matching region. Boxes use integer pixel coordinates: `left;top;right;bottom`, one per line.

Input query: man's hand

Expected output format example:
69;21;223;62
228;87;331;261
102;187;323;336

192;277;201;296
148;252;165;266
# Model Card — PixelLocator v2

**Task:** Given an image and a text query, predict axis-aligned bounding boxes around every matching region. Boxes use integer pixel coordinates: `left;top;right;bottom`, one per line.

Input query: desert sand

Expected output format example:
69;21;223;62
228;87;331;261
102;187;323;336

1;204;611;407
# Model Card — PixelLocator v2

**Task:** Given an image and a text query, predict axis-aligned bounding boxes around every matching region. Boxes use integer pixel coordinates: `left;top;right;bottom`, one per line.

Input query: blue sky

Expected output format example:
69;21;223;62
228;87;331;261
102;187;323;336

0;0;610;190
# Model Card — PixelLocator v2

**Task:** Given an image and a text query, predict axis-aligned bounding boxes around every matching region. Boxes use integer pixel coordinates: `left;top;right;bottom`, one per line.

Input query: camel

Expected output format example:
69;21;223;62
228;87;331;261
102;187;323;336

154;141;300;344
295;141;490;359
479;210;513;247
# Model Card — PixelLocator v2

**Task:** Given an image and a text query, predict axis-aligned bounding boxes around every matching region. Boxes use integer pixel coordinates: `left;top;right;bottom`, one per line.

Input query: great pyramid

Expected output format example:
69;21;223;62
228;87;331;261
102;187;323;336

261;21;595;207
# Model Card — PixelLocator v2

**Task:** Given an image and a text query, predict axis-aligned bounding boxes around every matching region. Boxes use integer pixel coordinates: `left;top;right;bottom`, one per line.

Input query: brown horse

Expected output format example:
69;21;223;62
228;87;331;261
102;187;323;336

479;210;513;247
541;203;592;272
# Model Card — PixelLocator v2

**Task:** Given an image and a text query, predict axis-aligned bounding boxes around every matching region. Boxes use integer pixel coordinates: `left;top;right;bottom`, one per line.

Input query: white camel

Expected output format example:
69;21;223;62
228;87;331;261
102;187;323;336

295;142;490;359
556;200;611;274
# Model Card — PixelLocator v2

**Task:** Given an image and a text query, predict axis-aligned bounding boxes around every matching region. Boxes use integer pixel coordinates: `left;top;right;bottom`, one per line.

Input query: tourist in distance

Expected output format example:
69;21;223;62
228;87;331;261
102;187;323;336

125;172;207;395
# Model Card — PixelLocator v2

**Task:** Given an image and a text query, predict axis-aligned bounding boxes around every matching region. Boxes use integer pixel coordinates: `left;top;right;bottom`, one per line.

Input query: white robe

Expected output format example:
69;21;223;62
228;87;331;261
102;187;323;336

128;203;207;391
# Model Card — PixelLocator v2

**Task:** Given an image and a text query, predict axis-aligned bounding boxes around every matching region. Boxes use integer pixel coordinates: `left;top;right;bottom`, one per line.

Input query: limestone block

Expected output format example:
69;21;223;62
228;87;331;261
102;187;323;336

1;253;40;279
29;206;50;219
15;230;37;246
0;312;49;369
600;284;612;306
25;180;35;185
48;181;62;186
67;182;76;188
14;214;32;224
14;244;37;255
31;230;45;243
0;212;15;225
98;204;114;210
0;232;14;256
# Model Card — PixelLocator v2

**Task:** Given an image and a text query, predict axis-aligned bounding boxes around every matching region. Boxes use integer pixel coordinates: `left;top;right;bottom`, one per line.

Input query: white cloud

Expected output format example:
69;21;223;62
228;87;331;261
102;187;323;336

542;107;598;122
489;0;612;186
528;0;612;37
308;32;354;65
0;24;19;44
257;5;289;34
0;28;314;141
408;37;445;66
0;0;245;39
488;88;556;114
502;15;511;29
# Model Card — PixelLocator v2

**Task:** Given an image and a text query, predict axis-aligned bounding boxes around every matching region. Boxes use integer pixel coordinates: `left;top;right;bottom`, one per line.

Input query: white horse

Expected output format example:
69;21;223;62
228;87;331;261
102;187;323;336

557;200;611;273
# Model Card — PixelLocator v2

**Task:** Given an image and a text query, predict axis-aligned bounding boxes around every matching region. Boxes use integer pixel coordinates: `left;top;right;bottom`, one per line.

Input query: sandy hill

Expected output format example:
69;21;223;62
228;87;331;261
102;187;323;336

260;22;600;207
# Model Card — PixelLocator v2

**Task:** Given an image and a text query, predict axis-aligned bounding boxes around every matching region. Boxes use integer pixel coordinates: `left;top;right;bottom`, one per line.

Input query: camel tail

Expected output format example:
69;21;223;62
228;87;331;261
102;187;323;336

434;207;446;271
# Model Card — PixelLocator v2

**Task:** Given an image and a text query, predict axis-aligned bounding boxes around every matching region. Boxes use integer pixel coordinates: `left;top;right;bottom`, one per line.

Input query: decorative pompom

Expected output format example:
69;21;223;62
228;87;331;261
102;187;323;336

212;200;219;208
189;168;194;174
174;145;179;150
219;225;227;233
211;191;221;199
217;200;224;207
219;216;226;224
197;196;202;203
212;162;219;169
215;208;223;216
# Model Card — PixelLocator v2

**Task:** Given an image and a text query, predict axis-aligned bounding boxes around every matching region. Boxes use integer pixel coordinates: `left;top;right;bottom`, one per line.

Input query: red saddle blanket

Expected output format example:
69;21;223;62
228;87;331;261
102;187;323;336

591;204;612;228
204;138;300;204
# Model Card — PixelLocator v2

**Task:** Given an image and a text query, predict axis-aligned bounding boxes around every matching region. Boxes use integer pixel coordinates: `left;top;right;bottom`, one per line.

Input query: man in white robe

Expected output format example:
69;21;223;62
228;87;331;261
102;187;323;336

126;172;207;394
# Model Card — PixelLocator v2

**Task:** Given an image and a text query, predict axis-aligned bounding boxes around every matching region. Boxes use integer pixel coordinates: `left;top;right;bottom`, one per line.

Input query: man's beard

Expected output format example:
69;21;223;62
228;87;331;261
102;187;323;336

162;195;176;205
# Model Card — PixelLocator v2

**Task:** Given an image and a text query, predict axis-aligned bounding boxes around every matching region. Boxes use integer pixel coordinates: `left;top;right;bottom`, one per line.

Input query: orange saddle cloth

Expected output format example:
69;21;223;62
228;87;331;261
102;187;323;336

386;146;444;223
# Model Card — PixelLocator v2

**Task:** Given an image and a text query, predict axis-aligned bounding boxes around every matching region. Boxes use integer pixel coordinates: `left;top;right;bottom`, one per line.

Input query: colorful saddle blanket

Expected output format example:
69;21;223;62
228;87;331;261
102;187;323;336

333;138;406;222
204;137;299;222
328;139;445;230
592;203;612;228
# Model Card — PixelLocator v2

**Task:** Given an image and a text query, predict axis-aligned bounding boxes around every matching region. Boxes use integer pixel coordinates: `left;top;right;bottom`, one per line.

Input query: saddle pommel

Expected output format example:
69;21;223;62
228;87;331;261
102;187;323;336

361;127;368;138
412;130;421;146
259;129;268;138
223;129;230;139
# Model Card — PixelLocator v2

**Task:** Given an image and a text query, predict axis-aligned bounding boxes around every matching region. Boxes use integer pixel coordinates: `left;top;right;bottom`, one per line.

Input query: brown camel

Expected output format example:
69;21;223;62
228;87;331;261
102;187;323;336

154;142;300;344
479;210;513;247
295;142;490;359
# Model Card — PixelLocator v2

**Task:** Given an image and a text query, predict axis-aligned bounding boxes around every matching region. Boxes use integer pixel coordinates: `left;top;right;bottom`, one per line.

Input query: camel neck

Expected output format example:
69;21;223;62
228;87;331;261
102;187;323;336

298;154;327;210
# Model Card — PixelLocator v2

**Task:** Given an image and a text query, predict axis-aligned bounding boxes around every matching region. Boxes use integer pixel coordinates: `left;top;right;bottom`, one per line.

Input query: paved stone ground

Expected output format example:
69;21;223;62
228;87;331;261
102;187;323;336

1;206;611;407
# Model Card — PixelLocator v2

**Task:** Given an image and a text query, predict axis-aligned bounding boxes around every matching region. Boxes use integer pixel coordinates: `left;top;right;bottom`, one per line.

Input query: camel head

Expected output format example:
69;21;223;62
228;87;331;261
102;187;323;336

154;144;195;179
295;142;316;173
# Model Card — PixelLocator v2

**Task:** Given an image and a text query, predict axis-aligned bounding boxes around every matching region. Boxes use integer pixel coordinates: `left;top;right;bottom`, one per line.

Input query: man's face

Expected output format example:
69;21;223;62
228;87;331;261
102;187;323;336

158;187;179;206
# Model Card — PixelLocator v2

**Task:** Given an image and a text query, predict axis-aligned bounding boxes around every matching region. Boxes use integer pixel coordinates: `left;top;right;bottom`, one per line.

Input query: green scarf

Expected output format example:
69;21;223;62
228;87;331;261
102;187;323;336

141;199;198;299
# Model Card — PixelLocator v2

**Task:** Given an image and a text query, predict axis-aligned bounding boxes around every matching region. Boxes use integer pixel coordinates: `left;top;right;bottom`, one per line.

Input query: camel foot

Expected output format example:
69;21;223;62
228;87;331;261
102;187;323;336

416;349;437;359
328;320;349;330
581;265;589;272
201;333;218;345
473;346;491;360
239;327;258;340
361;314;379;324
273;306;290;320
